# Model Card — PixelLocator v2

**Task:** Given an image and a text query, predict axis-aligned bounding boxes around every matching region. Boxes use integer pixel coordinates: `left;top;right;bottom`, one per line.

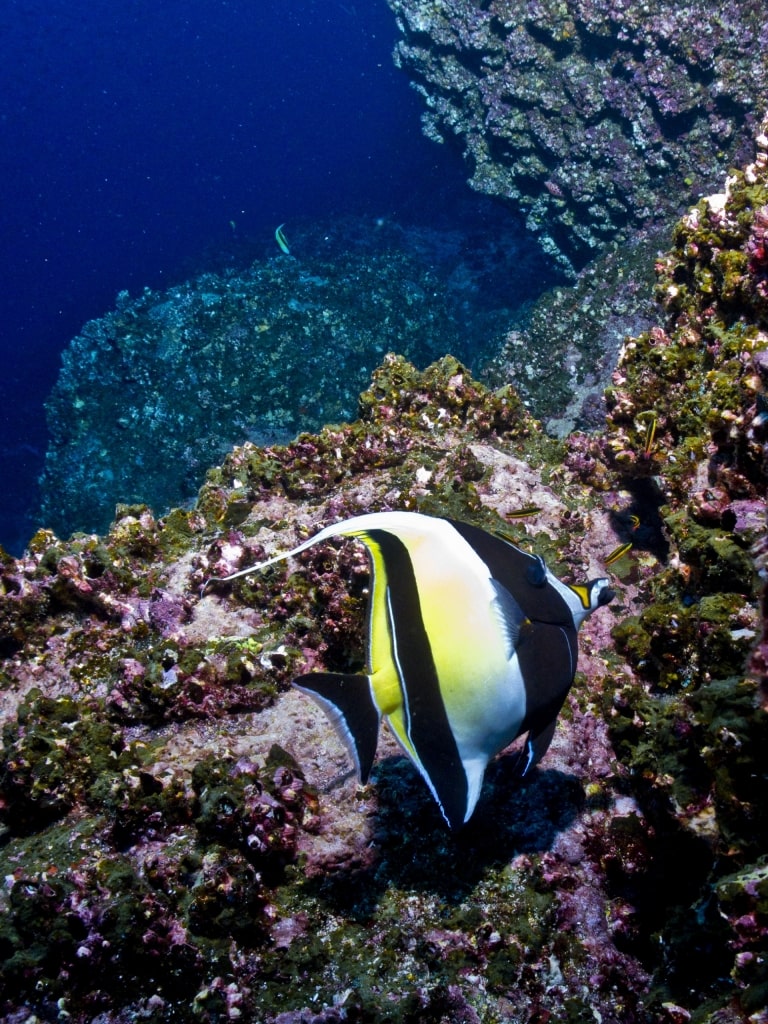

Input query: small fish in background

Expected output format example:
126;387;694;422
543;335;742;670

605;540;634;566
275;223;290;254
212;511;614;829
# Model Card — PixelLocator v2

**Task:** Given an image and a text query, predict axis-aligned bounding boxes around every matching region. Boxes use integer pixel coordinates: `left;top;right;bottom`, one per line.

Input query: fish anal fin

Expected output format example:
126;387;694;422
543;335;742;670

293;672;380;783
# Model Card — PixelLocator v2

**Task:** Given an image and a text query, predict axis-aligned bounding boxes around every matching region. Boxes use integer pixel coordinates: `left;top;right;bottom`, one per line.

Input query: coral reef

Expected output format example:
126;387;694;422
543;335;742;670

386;0;768;270
38;217;556;543
3;100;768;1024
4;354;658;1023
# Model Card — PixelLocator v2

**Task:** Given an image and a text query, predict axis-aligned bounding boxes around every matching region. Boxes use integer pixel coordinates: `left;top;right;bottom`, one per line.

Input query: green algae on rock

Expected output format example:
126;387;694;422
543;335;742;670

38;213;562;548
604;150;768;504
592;127;768;1021
0;747;319;1017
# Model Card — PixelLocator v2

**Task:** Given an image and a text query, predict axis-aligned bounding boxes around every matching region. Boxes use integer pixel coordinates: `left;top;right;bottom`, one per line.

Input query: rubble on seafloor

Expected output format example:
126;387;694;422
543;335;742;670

2;105;768;1024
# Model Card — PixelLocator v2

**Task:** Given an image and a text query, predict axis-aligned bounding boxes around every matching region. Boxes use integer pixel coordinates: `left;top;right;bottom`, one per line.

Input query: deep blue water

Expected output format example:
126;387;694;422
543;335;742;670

0;0;531;555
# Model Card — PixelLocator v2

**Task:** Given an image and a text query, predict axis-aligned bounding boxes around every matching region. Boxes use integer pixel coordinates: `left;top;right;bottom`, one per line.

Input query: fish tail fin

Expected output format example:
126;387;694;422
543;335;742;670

293;672;380;783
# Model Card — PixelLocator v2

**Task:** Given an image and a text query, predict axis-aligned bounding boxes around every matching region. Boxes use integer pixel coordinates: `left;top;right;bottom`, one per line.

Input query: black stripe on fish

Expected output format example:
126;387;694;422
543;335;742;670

448;519;574;626
366;528;469;829
516;620;579;772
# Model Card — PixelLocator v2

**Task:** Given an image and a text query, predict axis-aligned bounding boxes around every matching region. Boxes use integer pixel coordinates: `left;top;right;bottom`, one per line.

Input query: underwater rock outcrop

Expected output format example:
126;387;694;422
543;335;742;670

2;113;768;1024
4;355;657;1023
481;228;663;433
387;0;768;270
38;241;463;542
38;219;557;543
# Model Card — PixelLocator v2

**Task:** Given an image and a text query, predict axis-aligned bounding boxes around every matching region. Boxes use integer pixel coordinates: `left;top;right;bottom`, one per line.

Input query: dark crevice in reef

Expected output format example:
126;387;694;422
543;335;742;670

524;21;577;61
573;21;623;63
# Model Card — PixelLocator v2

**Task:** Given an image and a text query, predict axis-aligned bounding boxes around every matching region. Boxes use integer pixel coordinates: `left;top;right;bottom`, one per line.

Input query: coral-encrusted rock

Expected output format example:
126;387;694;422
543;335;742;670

2;352;658;1023
593;123;768;1022
38;241;467;541
37;218;557;545
604;135;768;504
2;119;768;1021
387;0;768;271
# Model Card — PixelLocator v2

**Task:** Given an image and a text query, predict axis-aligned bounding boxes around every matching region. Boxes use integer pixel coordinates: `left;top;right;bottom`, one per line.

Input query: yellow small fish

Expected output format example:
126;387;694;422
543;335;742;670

275;223;290;255
605;541;633;566
506;506;542;519
642;415;657;456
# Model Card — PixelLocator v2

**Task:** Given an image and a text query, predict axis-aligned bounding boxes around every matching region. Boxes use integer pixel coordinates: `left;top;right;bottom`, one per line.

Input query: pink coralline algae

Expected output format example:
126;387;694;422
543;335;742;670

386;0;768;270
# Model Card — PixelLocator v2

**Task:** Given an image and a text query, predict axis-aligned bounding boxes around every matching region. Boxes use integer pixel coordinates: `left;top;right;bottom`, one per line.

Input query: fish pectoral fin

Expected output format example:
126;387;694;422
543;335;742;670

525;554;548;587
293;672;380;783
517;718;558;777
490;579;528;658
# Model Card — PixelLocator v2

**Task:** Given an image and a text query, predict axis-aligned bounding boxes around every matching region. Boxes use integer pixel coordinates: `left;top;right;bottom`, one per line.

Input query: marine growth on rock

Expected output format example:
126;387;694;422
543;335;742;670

387;0;768;271
1;87;767;1024
39;218;554;543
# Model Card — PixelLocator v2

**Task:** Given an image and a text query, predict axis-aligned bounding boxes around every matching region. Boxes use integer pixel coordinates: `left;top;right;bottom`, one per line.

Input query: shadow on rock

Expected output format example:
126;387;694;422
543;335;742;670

307;753;585;916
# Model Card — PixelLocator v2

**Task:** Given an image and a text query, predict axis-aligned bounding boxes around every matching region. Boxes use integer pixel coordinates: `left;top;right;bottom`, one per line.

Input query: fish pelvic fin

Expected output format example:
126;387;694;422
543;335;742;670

293;672;380;783
518;718;558;777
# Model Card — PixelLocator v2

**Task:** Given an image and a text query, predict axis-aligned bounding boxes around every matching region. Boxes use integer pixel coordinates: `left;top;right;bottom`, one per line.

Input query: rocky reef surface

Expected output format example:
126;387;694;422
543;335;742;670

39;218;556;544
386;0;768;271
1;125;767;1022
481;226;664;434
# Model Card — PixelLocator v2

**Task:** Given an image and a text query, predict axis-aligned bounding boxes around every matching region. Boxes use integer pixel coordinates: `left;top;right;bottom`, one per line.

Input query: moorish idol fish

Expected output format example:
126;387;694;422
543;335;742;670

213;512;615;829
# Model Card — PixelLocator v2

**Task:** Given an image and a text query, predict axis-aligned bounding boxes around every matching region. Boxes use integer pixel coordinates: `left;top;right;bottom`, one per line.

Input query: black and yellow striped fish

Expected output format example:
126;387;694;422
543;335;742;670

217;512;615;829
